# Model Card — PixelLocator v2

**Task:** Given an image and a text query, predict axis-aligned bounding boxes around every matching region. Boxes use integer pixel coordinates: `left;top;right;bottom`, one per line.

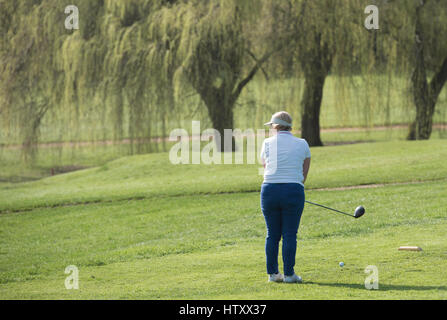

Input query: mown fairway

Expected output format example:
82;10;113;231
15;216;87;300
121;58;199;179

1;140;447;299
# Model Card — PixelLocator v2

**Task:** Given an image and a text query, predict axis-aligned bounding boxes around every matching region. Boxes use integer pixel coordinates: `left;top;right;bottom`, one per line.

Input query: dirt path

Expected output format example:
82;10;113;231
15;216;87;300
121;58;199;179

2;178;445;215
309;178;446;192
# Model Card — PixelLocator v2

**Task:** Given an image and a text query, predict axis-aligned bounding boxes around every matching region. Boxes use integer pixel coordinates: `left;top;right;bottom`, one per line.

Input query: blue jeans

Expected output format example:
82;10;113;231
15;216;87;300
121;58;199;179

260;183;305;276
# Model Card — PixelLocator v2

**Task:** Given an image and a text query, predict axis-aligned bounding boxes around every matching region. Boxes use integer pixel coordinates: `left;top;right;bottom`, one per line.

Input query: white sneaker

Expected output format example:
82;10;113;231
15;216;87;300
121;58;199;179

284;274;303;283
268;273;284;283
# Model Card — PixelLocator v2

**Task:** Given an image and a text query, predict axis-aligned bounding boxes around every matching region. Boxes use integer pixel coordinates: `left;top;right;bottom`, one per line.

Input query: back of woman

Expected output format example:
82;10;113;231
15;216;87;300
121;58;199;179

260;111;311;284
262;132;310;185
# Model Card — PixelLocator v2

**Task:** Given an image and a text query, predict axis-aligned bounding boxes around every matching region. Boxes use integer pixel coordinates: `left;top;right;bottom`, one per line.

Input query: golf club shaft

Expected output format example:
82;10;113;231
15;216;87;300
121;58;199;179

305;200;355;218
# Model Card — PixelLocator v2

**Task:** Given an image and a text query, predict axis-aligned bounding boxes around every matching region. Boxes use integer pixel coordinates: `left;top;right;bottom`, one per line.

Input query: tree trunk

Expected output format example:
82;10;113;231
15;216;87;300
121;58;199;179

201;88;236;152
408;2;431;140
301;73;326;146
408;53;447;140
407;2;447;140
207;103;235;153
408;48;434;140
299;33;332;147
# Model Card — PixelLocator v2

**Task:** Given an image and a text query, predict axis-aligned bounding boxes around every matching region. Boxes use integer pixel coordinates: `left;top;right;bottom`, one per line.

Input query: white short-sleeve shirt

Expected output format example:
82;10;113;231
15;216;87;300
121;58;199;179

260;131;311;186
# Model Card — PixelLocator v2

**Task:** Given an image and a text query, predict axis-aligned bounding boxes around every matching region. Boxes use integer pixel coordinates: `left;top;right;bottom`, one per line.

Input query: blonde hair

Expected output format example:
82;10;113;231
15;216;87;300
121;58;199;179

271;111;292;131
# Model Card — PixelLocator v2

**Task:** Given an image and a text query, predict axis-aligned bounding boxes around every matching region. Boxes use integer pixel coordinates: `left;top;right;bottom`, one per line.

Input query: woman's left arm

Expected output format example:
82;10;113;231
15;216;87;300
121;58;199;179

303;157;311;184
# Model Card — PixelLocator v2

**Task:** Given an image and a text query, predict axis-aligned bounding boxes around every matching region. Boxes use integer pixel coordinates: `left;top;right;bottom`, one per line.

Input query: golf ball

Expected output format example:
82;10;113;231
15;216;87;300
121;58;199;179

339;262;344;267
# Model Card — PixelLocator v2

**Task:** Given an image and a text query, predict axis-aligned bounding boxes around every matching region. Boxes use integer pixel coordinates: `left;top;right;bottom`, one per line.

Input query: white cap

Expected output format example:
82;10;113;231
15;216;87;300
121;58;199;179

264;117;292;127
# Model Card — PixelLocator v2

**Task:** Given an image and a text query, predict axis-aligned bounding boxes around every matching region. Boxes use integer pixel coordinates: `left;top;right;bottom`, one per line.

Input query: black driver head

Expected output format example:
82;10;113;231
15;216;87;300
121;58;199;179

354;206;365;219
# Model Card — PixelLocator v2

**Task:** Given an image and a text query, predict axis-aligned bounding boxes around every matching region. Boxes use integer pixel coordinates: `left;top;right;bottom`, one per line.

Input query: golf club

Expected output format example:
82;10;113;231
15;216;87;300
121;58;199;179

305;200;365;219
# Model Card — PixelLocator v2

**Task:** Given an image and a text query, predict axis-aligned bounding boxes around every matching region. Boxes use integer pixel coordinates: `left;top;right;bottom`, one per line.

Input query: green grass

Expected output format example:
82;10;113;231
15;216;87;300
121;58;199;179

0;140;446;299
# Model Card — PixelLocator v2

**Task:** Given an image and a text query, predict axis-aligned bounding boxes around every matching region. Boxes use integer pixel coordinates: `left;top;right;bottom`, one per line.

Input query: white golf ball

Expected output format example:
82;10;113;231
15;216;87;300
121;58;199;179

339;262;344;267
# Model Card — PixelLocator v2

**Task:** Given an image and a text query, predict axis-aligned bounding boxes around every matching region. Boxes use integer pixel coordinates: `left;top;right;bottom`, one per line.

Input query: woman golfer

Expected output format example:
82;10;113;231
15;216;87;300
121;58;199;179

260;111;311;283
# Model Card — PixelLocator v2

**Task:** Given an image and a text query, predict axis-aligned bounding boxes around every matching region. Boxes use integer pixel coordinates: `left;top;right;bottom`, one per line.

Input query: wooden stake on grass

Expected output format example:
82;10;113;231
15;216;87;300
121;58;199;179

398;246;423;251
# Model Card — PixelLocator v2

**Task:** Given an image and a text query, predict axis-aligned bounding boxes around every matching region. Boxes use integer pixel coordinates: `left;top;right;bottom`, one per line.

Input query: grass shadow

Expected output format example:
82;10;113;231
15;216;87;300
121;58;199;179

305;281;447;292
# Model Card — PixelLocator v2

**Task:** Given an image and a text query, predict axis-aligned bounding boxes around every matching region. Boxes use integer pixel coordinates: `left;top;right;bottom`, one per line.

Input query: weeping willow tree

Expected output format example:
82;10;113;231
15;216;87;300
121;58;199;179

342;0;403;133
407;0;447;140
57;0;184;154
1;0;197;161
188;4;245;151
0;1;66;161
284;0;380;146
173;0;286;151
379;0;447;140
0;0;288;162
294;0;336;146
278;0;446;146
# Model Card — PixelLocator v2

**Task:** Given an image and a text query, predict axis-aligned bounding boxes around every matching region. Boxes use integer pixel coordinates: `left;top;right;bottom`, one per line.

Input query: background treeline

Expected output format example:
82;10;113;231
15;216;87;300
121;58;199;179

0;0;447;175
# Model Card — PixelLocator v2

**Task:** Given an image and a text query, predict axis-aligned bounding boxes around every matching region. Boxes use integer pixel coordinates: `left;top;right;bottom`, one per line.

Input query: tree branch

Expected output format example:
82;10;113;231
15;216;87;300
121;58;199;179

245;49;269;81
232;47;281;103
429;55;447;101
